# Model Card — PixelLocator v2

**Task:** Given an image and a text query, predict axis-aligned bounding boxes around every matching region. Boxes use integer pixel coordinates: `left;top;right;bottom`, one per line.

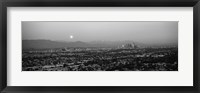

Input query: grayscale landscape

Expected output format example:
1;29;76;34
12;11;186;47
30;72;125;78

22;21;178;71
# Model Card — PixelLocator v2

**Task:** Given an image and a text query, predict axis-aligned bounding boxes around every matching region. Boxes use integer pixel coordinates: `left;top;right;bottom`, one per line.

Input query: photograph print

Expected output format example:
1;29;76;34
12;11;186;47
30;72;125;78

22;21;178;71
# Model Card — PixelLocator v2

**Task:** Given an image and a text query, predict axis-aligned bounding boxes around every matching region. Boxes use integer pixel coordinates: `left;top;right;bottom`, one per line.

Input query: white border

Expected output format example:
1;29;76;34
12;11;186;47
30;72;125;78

7;7;193;86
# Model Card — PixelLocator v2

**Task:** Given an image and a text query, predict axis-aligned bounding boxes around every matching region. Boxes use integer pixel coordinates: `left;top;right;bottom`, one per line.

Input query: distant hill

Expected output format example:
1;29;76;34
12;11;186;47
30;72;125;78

22;40;177;49
23;40;91;49
22;40;115;49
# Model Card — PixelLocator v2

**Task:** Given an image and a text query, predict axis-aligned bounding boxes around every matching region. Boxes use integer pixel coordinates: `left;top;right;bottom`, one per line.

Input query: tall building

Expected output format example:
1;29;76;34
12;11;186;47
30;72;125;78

121;42;138;49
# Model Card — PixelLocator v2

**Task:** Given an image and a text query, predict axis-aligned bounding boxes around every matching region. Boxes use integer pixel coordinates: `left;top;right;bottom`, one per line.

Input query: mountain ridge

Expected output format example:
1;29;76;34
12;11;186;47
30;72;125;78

22;40;177;49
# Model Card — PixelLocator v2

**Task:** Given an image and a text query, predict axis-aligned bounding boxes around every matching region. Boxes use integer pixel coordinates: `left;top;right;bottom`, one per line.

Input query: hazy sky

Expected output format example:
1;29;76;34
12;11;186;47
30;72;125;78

22;21;178;44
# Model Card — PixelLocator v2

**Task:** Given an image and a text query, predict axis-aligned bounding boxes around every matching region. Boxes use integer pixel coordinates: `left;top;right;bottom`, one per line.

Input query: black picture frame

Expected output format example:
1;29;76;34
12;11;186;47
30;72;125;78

0;0;200;93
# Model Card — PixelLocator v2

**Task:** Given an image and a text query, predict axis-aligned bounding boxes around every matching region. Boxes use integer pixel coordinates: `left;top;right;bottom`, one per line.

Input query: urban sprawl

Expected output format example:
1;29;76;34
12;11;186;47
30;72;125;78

22;43;178;71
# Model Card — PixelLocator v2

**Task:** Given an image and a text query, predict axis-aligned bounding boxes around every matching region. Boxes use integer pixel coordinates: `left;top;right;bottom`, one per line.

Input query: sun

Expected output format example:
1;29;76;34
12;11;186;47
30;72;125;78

70;35;74;39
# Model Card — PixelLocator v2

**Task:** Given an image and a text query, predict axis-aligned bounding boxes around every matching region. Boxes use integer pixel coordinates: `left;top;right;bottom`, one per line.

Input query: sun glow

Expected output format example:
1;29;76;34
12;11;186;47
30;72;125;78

70;35;74;39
